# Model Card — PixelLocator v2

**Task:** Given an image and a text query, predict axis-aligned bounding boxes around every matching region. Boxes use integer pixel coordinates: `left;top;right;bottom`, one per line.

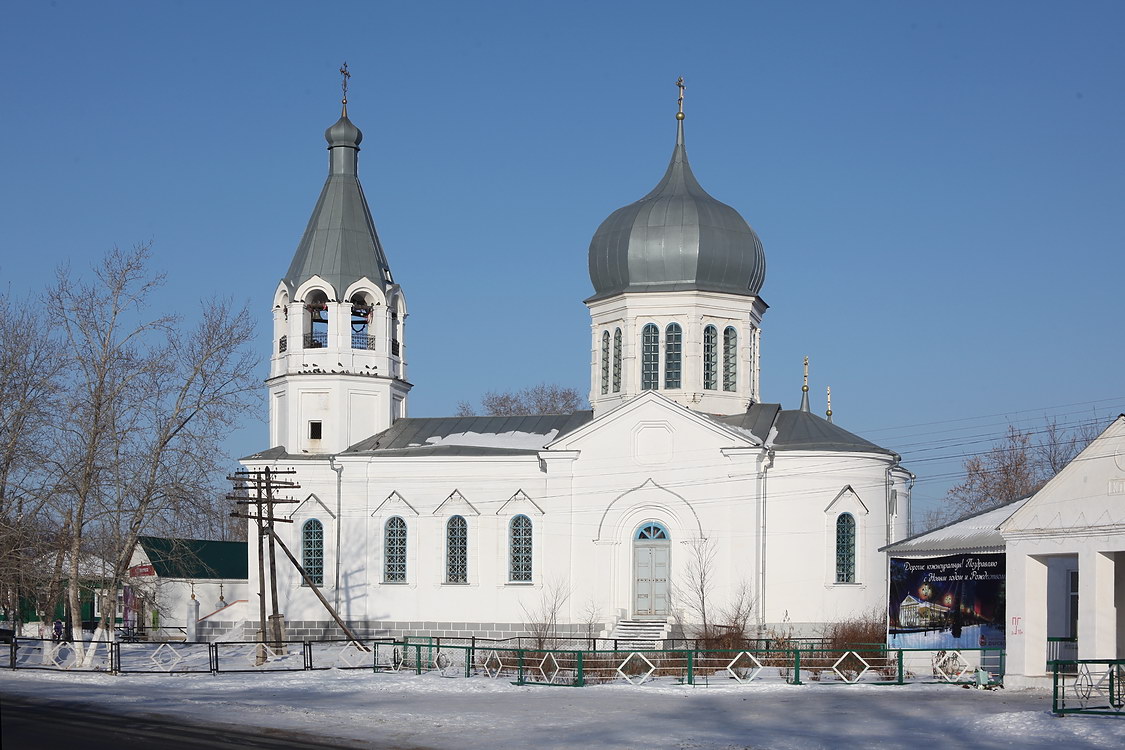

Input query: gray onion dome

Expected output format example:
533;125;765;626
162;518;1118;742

587;120;765;300
325;115;363;148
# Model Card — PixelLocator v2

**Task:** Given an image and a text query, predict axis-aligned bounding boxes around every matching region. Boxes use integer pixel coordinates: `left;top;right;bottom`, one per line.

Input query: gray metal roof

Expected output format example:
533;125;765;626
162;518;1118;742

345;412;594;455
881;499;1028;555
587;119;766;302
282;113;393;299
714;403;895;455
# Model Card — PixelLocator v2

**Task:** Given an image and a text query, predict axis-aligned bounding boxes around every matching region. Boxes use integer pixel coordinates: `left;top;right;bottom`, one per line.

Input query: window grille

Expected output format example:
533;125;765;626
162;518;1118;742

301;519;324;586
384;517;407;582
664;323;682;389
509;515;533;582
279;335;288;354
612;328;622;393
641;324;659;391
446;515;468;583
722;327;738;391
835;513;856;583
636;522;669;540
600;331;610;395
703;325;717;390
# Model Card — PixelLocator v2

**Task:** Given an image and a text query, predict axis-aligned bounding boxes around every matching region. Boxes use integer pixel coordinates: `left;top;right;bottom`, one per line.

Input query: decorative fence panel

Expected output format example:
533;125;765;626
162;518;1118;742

5;638;1003;689
1052;659;1125;715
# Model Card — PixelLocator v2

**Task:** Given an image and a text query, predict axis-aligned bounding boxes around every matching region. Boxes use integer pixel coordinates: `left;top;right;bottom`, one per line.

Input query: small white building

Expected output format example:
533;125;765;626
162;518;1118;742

234;95;915;641
1001;415;1125;688
128;537;248;640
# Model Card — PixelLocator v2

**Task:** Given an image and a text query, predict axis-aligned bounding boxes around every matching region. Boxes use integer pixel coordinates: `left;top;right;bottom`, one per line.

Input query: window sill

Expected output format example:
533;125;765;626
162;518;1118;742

505;582;535;586
381;581;409;585
442;582;471;586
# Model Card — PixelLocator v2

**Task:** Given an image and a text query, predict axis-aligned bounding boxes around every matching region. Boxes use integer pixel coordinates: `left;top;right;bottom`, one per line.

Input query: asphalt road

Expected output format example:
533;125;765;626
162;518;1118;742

0;693;426;749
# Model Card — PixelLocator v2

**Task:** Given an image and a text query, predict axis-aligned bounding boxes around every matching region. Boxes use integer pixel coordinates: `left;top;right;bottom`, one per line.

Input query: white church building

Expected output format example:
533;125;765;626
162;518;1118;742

237;93;914;641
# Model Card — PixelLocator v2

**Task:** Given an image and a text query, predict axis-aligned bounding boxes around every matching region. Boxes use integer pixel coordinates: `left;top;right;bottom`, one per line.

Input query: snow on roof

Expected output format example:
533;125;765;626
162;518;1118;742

882;498;1029;555
421;429;560;450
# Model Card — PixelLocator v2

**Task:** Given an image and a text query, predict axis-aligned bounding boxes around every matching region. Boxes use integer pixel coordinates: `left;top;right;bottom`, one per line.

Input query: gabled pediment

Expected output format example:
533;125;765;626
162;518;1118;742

372;491;418;517
496;489;544;516
287;492;335;520
824;485;869;515
432;490;480;517
1002;416;1125;535
546;391;760;454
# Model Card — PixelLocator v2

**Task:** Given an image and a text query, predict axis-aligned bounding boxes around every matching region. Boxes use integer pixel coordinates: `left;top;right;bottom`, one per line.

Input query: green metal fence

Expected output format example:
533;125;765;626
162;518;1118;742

7;636;1003;688
1051;659;1125;715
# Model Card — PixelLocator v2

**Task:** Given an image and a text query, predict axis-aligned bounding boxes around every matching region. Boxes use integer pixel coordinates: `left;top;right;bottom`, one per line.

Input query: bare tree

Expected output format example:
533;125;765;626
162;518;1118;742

0;292;66;631
934;417;1099;528
521;578;571;649
457;383;586;416
43;245;259;646
674;536;717;640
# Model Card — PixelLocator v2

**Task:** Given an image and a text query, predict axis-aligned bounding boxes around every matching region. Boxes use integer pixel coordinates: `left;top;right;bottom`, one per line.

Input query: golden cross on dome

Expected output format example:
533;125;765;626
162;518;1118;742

339;61;351;115
676;76;686;119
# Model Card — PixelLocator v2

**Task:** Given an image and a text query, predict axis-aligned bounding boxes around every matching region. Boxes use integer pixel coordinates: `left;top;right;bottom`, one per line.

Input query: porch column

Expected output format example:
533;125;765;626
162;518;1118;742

1077;549;1117;660
1006;552;1048;678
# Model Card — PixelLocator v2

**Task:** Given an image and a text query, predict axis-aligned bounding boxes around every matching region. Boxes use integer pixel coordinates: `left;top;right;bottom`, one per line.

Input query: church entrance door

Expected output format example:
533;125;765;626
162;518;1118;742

633;522;670;618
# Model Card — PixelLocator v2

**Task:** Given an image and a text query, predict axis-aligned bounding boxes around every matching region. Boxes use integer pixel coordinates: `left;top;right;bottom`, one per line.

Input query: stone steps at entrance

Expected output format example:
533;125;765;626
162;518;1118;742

607;620;670;649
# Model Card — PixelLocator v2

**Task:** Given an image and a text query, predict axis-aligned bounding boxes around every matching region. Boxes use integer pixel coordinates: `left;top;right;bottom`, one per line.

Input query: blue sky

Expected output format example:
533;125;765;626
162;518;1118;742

3;1;1122;520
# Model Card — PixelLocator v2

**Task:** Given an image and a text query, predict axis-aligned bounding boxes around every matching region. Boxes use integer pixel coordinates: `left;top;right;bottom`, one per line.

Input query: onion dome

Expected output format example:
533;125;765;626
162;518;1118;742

325;114;363;148
587;118;765;301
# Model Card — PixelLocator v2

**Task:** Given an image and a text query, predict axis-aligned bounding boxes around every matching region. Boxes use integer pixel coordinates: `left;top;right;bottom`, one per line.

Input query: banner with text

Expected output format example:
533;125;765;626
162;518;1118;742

888;553;1005;650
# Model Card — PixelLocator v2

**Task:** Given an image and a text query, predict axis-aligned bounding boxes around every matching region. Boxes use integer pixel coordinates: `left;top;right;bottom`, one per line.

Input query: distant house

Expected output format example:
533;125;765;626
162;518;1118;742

1001;415;1125;688
127;537;248;640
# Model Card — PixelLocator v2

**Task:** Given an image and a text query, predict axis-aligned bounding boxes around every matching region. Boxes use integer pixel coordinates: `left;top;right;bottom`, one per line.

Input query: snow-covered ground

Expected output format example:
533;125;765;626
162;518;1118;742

1;669;1122;749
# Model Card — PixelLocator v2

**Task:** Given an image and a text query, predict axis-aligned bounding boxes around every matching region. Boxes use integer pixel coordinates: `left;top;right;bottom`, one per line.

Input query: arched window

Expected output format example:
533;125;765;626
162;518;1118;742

722;327;738;392
612;328;622;393
835;513;856;583
304;290;329;349
600;331;610;395
446;515;468;583
509;515;533;582
703;325;718;390
641;324;659;391
664;323;682;389
350;293;374;350
301;519;324;586
384;517;407;582
636;522;669;540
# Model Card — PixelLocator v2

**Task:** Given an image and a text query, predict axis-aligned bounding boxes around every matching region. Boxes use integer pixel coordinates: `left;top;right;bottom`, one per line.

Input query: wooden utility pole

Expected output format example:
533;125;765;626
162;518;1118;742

228;467;364;649
227;467;298;649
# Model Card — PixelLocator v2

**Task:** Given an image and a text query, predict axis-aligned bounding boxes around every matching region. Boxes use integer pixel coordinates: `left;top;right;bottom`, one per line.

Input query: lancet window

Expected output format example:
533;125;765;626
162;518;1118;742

612;328;622;393
835;513;856;583
509;515;533;582
703;325;718;390
301;519;324;586
641;324;659;391
722;327;737;391
664;323;682;389
384;516;407;583
446;515;468;583
600;331;610;395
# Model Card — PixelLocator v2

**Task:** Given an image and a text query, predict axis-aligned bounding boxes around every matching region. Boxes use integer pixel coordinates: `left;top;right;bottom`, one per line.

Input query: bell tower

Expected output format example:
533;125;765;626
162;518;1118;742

267;70;410;454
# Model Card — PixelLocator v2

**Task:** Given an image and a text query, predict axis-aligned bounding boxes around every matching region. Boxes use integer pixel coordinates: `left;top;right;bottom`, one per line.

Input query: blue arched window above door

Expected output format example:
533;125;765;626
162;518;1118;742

636;522;669;540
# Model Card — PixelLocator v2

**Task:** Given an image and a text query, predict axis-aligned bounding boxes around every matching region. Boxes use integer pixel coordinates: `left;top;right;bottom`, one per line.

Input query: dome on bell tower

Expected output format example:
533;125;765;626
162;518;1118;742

587;117;765;301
